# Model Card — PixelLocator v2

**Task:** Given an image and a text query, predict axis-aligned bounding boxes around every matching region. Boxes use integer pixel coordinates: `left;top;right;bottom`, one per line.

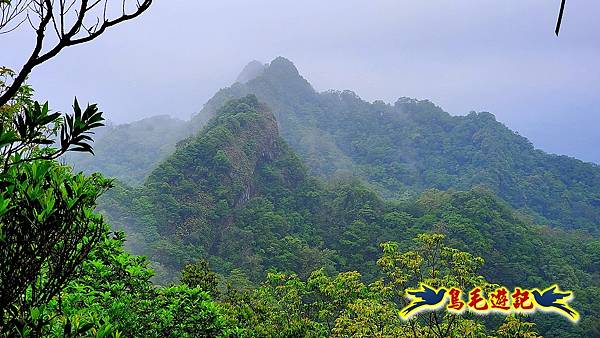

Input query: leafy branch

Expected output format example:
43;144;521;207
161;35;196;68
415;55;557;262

1;98;105;173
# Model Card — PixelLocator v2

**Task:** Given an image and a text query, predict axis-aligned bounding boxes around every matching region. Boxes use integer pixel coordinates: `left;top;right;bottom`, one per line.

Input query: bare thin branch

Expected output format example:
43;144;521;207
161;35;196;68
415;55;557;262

0;0;33;33
555;0;566;36
0;0;153;107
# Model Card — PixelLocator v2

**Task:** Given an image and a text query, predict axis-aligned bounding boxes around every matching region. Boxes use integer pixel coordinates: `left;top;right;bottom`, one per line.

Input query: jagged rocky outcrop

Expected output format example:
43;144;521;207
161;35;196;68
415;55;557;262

145;95;304;232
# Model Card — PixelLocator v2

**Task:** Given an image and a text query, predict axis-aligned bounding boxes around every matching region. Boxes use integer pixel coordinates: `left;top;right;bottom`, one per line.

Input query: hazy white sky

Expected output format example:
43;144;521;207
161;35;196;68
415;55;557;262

3;0;600;163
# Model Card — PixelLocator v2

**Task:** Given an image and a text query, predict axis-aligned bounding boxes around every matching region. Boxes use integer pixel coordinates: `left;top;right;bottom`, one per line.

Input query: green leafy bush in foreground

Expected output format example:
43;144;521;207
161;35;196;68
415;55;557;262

48;232;543;337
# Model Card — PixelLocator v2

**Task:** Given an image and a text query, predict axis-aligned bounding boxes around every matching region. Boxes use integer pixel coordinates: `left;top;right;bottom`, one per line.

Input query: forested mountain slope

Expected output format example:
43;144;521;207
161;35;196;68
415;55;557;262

100;96;600;337
101;96;326;280
194;57;600;231
67;115;192;185
74;57;600;231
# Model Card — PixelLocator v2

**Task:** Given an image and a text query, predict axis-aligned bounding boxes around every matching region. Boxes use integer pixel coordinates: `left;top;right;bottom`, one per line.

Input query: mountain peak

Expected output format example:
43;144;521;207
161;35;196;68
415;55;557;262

255;57;315;96
266;57;300;77
236;60;266;83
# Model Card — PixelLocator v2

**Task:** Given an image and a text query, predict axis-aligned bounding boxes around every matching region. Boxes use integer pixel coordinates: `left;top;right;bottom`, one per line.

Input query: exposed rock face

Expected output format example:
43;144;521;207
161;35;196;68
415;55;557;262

219;101;281;208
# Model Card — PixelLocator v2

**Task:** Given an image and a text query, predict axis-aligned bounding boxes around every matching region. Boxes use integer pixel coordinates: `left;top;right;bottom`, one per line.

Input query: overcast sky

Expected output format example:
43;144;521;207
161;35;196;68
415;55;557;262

3;0;600;163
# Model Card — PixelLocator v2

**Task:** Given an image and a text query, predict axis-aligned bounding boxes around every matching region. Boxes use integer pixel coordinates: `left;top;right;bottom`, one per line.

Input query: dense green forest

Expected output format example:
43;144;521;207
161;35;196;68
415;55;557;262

99;96;600;337
72;57;600;233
